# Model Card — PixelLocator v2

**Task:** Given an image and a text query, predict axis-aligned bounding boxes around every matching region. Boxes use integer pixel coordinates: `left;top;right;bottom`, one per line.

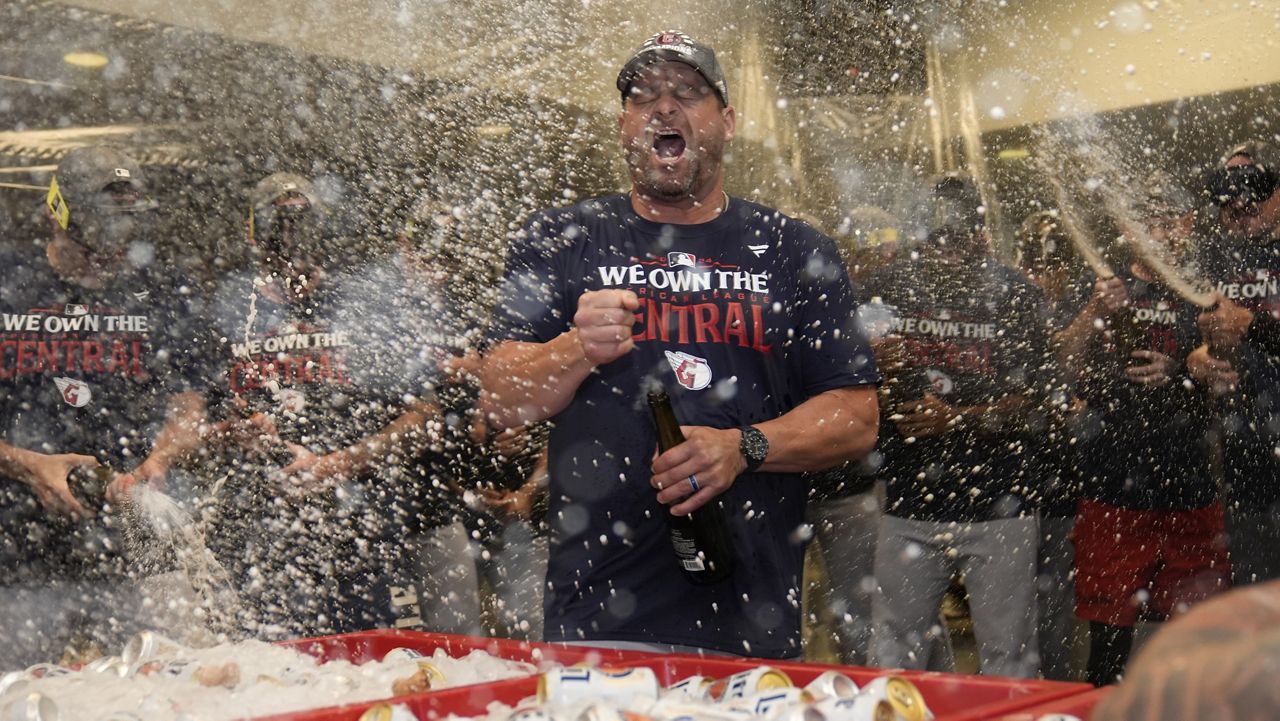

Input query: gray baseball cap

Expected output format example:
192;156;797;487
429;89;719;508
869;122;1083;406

48;146;156;229
617;30;729;107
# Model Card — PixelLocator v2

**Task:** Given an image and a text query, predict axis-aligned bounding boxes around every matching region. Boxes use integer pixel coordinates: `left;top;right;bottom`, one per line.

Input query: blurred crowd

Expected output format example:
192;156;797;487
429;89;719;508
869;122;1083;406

1;129;1278;687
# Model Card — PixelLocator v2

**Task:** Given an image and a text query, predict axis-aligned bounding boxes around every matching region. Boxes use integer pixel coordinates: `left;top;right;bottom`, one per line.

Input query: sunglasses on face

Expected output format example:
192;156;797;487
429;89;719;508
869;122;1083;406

1204;164;1279;207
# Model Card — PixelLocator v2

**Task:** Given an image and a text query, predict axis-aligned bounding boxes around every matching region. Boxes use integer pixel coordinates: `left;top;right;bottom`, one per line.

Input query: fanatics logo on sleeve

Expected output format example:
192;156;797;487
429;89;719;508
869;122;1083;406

665;350;712;390
53;377;92;408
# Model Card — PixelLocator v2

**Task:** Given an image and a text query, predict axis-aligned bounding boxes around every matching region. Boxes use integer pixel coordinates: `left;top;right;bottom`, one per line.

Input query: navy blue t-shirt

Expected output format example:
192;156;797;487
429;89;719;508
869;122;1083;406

1195;236;1280;511
487;194;879;658
1070;272;1213;510
861;255;1047;523
0;242;204;582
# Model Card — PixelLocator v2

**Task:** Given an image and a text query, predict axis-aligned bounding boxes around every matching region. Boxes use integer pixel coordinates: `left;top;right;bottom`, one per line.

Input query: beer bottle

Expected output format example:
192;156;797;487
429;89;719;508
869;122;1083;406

647;390;735;584
67;464;115;509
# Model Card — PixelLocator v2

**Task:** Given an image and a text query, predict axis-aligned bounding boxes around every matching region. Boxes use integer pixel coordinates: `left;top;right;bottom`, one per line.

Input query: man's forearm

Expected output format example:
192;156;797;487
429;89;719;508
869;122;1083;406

480;333;597;428
139;392;207;473
0;441;35;482
332;400;436;478
755;386;879;473
1053;299;1103;383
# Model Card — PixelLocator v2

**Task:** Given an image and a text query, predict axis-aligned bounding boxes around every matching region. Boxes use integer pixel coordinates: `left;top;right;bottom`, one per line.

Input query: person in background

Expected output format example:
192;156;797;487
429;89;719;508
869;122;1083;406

481;30;880;658
199;172;435;638
866;173;1047;678
0;146;205;666
1054;189;1228;686
1189;140;1280;588
391;194;549;640
1014;208;1087;681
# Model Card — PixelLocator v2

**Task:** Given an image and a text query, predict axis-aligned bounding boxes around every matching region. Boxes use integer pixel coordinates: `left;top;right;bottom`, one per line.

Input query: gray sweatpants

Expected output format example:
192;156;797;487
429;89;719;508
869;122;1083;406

1036;514;1077;681
871;514;1040;678
807;485;883;665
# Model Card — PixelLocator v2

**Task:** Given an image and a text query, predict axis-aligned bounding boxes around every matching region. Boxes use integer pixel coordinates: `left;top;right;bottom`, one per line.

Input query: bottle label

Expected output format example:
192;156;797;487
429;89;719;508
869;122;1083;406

670;531;706;571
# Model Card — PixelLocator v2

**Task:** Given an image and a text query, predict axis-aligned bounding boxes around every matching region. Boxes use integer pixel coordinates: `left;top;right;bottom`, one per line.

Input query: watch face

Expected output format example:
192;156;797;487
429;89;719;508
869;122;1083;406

742;427;768;462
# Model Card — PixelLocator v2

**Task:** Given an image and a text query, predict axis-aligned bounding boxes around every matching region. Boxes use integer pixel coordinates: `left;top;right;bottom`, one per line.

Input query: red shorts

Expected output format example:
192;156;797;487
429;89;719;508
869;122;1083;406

1073;499;1231;626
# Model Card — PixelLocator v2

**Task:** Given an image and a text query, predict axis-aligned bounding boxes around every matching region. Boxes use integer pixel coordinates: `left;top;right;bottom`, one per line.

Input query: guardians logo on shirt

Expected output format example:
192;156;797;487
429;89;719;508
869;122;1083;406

596;252;774;355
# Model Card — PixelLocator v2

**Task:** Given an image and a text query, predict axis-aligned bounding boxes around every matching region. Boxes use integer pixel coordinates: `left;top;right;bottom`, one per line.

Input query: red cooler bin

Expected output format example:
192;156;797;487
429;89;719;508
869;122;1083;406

260;631;1093;721
982;685;1111;720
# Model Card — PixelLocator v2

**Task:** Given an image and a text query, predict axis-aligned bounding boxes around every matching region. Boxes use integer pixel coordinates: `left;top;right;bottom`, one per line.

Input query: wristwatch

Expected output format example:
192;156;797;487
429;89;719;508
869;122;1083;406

738;425;769;474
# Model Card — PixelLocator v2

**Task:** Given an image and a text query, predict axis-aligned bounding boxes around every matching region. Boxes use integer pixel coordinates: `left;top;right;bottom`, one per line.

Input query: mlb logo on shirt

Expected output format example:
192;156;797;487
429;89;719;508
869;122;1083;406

64;304;88;316
668;252;697;269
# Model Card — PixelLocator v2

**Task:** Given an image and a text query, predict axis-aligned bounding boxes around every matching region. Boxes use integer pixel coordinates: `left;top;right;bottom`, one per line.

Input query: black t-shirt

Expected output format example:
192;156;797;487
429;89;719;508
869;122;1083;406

487;194;879;658
861;255;1047;523
0;242;204;582
1070;272;1213;510
1195;236;1280;510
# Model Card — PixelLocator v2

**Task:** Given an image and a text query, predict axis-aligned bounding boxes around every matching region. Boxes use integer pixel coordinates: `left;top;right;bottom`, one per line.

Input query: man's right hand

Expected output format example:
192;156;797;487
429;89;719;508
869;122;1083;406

573;289;640;366
1091;276;1129;314
1187;343;1239;396
12;450;96;519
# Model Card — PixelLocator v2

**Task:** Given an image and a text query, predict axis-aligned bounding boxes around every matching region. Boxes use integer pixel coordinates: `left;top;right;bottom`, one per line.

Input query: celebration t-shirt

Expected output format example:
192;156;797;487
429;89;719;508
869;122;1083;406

0;241;204;582
861;255;1047;523
487;194;879;658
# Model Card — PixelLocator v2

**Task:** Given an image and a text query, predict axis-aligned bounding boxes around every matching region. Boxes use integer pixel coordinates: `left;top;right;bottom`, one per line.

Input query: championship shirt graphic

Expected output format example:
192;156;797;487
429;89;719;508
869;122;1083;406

2;302;153;407
225;322;352;413
595;250;774;354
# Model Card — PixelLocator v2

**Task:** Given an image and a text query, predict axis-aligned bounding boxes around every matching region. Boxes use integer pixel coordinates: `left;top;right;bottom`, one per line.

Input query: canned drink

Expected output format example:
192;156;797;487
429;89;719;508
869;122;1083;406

381;648;426;663
648;700;753;721
771;706;827;721
0;673;27;699
1;692;59;721
814;696;895;721
509;708;564;721
358;704;419;721
538;667;661;706
858;677;931;721
664;676;714;700
121;632;183;666
84;657;129;678
416;661;445;686
21;665;68;680
803;672;859;701
708;668;794;703
723;687;811;717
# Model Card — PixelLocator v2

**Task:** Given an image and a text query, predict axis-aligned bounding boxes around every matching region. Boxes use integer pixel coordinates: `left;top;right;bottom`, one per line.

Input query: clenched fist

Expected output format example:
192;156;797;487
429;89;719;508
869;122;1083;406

574;289;640;366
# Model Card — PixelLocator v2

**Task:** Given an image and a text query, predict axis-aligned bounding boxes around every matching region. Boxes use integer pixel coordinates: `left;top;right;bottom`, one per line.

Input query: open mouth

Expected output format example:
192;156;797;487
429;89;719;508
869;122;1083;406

653;129;686;160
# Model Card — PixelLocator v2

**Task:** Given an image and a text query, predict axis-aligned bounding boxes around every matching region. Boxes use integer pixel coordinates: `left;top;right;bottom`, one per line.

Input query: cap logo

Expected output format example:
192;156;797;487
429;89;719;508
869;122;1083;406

47;176;71;230
656;31;686;46
114;168;131;178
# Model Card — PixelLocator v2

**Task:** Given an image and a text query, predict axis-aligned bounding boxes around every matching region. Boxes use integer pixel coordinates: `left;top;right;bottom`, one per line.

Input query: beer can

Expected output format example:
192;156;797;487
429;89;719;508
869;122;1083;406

121;631;183;666
382;647;426;664
359;703;419;721
508;708;565;721
1;692;59;721
708;668;794;703
416;661;446;686
723;687;811;717
574;704;655;721
814;696;895;721
538;667;661;706
84;656;129;678
802;672;858;701
664;676;714;700
0;673;27;699
857;677;931;721
771;706;827;721
648;699;753;721
20;665;69;680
